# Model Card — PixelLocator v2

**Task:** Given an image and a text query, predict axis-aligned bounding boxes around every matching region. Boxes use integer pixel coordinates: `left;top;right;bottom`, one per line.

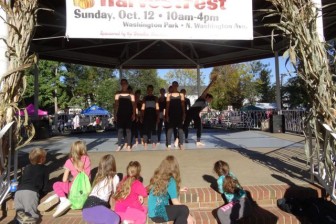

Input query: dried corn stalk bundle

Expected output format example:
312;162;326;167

0;0;38;172
266;0;336;195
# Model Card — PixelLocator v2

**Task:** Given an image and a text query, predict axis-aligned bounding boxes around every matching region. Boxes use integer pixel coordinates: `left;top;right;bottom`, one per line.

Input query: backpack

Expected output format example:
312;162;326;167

68;159;91;209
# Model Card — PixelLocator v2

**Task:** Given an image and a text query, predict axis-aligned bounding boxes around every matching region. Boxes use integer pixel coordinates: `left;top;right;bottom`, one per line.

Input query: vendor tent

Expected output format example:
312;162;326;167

19;104;48;116
81;105;109;116
241;105;263;111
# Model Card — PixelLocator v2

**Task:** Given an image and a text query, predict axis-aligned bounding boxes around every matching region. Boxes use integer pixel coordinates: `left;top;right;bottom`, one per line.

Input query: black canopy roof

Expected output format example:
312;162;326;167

30;0;336;69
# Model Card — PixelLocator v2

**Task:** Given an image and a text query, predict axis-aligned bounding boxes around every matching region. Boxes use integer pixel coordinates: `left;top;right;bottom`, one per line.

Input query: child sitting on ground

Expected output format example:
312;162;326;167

37;140;91;217
14;148;49;224
114;161;148;224
214;160;251;224
82;154;120;224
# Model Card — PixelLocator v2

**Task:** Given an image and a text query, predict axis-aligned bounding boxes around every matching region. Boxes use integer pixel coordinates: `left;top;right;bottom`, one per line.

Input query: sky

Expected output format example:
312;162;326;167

158;56;295;85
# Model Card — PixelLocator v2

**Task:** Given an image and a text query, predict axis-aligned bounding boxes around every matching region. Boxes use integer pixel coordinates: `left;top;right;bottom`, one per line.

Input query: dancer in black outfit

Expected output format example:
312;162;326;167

114;79;136;151
166;81;185;150
132;89;143;147
183;80;215;146
141;85;159;149
157;88;166;144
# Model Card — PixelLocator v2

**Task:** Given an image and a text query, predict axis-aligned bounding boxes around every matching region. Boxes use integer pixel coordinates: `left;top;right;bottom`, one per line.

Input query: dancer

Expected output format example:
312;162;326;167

132;90;143;147
141;85;159;149
157;88;166;144
165;81;185;150
114;78;136;151
183;80;215;146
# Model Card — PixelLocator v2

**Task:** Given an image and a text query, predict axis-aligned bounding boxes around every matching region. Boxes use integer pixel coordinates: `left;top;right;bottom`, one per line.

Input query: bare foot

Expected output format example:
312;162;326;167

179;144;185;150
116;146;121;152
174;138;179;148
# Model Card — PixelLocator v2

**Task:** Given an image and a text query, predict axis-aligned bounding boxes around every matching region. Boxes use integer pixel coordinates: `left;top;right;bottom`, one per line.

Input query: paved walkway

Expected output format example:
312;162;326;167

17;129;310;188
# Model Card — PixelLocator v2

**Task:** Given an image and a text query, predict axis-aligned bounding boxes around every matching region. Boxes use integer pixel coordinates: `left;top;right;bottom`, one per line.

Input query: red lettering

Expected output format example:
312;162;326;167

207;0;217;10
195;0;206;9
182;0;190;9
116;0;128;7
100;0;114;6
219;0;226;9
149;0;159;8
100;0;226;10
161;0;172;8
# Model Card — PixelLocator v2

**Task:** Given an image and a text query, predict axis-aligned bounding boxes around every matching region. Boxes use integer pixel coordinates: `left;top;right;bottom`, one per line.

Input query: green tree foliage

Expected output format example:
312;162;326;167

209;61;274;110
282;76;309;109
122;69;166;96
22;60;65;113
96;78;119;112
62;64;117;110
257;64;274;102
209;64;245;110
164;69;204;93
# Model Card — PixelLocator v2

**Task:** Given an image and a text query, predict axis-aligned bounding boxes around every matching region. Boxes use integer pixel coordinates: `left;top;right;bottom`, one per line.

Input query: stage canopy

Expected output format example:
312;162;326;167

30;0;336;69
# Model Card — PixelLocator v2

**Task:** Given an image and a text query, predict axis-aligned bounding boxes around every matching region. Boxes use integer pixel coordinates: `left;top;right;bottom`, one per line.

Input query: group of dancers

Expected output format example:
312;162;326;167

114;78;215;151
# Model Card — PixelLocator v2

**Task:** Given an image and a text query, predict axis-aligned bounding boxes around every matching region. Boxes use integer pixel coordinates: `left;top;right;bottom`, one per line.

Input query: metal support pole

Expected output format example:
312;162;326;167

33;62;39;119
197;65;201;97
54;68;58;133
274;51;281;113
119;67;123;80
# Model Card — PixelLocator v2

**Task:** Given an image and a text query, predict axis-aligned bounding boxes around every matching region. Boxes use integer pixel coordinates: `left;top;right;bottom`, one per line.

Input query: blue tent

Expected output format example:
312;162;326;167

81;105;110;116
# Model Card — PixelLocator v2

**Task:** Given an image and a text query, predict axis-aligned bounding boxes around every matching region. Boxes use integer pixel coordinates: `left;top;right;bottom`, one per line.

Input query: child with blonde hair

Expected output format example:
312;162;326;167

14;148;48;224
114;161;148;224
147;155;195;224
82;154;120;224
214;160;251;224
38;140;91;217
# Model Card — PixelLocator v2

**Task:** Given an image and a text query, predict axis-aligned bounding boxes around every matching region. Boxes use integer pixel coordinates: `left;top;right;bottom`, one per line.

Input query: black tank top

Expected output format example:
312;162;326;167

158;96;166;112
143;95;157;118
168;93;182;116
117;94;133;116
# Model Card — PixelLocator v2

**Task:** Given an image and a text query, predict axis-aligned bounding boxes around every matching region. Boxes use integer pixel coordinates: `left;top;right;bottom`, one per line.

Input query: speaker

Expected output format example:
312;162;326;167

271;115;285;133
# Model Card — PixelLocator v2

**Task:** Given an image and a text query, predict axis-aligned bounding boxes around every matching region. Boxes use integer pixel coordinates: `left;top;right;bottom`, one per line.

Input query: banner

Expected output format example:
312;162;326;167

66;0;253;40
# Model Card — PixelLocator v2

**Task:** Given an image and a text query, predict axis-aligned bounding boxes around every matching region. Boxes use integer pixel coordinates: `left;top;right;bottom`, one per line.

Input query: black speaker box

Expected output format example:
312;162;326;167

271;115;285;133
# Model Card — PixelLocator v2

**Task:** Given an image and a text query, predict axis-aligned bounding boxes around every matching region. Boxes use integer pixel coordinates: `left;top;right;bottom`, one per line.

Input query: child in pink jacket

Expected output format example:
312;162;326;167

114;161;148;224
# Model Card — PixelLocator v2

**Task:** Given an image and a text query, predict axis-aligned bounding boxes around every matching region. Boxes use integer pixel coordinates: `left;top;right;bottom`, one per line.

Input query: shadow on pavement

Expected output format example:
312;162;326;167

211;135;310;183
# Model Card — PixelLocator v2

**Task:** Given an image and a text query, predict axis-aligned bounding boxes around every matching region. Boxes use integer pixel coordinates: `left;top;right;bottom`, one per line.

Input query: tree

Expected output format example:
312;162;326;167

96;78;119;112
257;65;274;102
164;69;204;93
22;60;65;113
123;69;166;96
62;64;116;110
209;64;246;110
282;76;309;109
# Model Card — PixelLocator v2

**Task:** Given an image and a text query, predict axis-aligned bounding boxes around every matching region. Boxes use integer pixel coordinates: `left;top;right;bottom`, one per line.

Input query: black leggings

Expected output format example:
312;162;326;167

151;205;189;224
183;112;202;142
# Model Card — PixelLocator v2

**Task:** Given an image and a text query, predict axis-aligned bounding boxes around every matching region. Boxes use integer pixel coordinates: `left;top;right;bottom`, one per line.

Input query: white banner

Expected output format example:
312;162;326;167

66;0;253;40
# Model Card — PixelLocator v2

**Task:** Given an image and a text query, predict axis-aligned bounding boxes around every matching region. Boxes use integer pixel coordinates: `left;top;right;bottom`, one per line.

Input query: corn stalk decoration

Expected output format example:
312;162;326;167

266;0;336;197
0;0;40;173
